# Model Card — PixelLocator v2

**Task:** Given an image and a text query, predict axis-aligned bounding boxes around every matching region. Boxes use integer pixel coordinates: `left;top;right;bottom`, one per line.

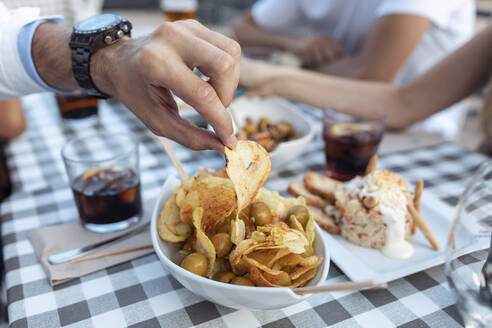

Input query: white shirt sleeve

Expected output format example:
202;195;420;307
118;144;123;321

251;0;305;33
375;0;471;28
0;5;44;99
0;4;65;100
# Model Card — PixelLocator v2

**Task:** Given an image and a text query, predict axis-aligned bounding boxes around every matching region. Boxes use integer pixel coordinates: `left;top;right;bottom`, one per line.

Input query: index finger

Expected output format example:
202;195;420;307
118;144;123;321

170;64;237;148
177;21;241;107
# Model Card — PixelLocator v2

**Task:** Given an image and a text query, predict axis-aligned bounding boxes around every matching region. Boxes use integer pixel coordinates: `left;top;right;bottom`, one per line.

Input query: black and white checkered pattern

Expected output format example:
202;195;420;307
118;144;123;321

1;93;489;328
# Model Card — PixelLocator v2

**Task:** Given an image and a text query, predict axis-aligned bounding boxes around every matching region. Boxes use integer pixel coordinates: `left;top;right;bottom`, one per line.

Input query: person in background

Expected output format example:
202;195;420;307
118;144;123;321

0;99;26;142
234;0;475;138
0;4;240;152
239;20;492;156
0;98;26;200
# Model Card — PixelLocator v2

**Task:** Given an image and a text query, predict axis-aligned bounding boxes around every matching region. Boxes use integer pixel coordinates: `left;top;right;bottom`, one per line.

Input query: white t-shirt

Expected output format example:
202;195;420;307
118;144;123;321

252;0;476;138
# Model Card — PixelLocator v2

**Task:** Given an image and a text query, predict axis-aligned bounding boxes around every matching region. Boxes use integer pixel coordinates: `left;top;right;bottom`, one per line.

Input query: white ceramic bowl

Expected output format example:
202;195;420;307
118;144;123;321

212;97;315;170
151;176;330;310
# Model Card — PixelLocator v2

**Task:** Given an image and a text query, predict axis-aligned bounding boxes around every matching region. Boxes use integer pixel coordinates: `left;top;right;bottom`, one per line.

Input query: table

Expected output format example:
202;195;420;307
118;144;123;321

1;93;488;328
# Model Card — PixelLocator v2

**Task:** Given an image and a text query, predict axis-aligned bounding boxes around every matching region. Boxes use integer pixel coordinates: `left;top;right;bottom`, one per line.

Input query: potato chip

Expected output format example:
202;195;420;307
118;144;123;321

225;140;271;213
192;207;216;278
263;270;291;286
180;181;236;230
305;215;315;247
249;266;277;287
289;215;305;234
175;186;186;208
290;257;323;280
299;255;320;267
157;196;188;243
244;257;285;276
254;189;305;219
248;247;290;268
282;230;309;254
272;253;303;270
289;268;318;288
230;218;246;245
229;239;256;275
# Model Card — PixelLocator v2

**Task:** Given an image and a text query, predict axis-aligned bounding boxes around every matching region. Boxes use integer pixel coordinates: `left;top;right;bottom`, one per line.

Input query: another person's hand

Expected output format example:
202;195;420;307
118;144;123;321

239;57;282;98
93;20;241;152
288;35;343;69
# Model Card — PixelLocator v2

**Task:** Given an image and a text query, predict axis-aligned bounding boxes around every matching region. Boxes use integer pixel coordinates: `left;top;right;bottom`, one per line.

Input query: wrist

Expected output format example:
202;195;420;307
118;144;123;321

32;23;79;90
90;38;127;97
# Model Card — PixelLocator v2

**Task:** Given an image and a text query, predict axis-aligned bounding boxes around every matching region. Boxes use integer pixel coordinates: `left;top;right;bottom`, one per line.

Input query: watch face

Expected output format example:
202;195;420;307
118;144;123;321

74;14;122;33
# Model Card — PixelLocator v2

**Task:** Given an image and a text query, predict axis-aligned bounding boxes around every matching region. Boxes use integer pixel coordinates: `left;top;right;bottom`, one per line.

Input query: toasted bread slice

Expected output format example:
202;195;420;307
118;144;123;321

307;206;340;233
303;172;344;204
287;181;328;208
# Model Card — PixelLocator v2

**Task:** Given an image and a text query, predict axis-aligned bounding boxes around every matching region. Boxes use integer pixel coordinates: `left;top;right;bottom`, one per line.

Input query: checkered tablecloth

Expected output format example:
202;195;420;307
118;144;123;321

1;93;489;328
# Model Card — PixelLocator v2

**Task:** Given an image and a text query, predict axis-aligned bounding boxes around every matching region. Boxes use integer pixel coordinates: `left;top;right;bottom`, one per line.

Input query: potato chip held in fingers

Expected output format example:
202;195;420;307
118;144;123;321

225;140;271;213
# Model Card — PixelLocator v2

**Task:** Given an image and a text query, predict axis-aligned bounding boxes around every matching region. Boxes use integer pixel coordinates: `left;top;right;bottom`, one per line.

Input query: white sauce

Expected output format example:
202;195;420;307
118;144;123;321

346;171;414;259
378;202;414;259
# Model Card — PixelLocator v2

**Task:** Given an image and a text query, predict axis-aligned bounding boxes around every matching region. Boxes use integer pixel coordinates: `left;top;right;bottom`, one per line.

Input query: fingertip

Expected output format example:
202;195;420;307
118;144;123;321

224;134;237;149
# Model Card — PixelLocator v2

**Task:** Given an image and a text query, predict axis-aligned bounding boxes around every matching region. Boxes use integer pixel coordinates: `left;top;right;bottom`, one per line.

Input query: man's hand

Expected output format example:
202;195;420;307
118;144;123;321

92;20;240;152
288;36;343;69
33;20;240;152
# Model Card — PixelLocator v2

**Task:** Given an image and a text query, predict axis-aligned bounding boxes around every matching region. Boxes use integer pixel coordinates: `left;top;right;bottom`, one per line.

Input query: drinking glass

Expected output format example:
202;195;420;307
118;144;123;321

62;133;142;233
160;0;197;22
445;160;492;327
55;91;99;126
322;110;385;181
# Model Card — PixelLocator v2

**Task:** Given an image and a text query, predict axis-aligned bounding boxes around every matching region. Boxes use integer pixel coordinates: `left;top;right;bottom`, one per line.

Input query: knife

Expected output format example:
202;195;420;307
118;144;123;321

47;221;150;265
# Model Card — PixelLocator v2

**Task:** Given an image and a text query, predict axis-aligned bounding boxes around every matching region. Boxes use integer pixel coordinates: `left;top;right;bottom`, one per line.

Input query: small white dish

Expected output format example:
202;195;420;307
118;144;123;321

150;176;330;310
227;96;316;170
323;191;489;283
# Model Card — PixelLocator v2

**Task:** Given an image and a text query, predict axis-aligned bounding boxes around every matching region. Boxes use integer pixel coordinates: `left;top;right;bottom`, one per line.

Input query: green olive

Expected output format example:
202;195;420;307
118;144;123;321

250;202;272;226
211;233;232;257
181;253;208;276
231;276;255;286
244;123;257;135
287;205;310;226
251;231;266;243
174;249;191;265
213;271;236;283
277;121;295;137
258;117;270;131
216;222;230;234
175;223;191;237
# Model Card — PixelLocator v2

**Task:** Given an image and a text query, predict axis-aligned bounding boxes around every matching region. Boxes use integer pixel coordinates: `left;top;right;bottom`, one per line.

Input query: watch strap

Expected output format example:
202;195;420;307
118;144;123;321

71;47;110;99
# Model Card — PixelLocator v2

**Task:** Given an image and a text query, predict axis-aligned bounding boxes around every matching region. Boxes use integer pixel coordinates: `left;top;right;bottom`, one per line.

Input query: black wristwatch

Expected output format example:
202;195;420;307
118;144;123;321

69;14;132;99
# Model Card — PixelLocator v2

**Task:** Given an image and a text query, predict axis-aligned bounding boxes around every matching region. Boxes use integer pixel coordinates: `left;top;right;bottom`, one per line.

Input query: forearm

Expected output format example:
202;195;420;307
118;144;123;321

401;24;492;116
31;23;78;90
31;22;116;95
268;67;407;127
233;14;298;51
317;56;364;79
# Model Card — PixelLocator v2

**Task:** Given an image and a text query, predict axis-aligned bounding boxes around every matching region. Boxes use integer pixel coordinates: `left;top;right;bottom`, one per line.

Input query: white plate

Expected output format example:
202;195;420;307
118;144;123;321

324;191;489;282
150;176;331;310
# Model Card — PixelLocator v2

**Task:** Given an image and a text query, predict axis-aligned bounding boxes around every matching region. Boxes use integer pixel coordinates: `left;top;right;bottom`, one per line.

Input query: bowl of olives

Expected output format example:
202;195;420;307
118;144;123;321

212;96;316;170
150;176;330;310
